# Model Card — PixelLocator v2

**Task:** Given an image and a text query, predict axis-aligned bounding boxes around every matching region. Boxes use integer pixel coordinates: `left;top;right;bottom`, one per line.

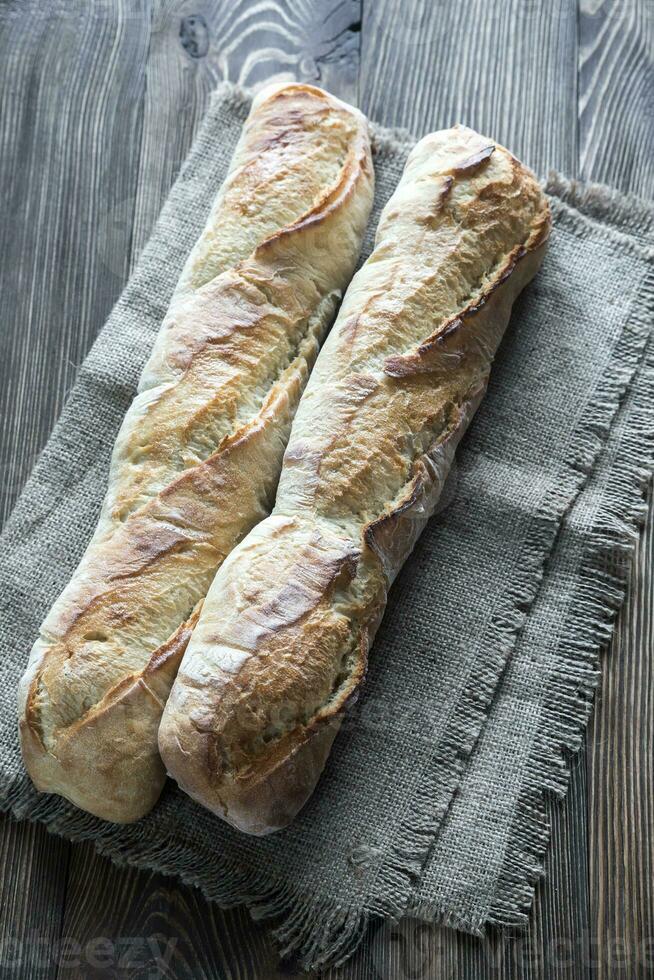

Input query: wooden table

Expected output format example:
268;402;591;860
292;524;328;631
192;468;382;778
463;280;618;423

1;2;652;977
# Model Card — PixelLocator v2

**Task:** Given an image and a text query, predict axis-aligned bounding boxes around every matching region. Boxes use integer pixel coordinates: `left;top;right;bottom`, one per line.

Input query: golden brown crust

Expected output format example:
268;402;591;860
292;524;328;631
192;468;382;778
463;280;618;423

18;83;374;823
20;602;203;823
160;124;551;834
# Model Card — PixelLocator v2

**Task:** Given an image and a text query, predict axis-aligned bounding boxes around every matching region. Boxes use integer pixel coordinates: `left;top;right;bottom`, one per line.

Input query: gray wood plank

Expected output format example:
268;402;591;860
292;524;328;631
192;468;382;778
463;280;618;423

579;0;654;198
0;0;151;525
0;3;149;976
587;497;654;980
0;816;68;980
55;844;295;980
359;0;579;178
578;4;653;978
352;3;588;979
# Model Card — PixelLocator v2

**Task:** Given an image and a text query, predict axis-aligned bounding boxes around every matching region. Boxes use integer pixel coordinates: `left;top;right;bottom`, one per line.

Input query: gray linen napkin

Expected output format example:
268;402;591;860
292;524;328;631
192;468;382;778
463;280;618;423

0;84;652;971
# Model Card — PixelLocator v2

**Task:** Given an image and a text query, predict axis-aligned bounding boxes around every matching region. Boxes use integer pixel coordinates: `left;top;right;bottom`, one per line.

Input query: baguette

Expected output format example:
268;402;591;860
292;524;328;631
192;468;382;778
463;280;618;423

159;125;551;835
18;83;374;822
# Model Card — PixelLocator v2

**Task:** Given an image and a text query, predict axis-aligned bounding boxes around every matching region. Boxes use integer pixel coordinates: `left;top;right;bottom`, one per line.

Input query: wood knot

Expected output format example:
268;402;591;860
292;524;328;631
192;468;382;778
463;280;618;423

179;15;210;59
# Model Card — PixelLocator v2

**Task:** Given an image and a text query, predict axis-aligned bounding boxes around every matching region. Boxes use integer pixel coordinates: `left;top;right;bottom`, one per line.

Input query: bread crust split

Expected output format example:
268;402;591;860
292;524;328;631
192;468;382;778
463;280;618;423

18;83;374;823
159;124;551;835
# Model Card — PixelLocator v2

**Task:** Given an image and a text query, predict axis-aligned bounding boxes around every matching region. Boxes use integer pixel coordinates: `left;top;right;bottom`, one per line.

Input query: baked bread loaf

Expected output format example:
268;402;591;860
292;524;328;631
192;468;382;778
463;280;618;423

18;83;374;822
159;124;551;835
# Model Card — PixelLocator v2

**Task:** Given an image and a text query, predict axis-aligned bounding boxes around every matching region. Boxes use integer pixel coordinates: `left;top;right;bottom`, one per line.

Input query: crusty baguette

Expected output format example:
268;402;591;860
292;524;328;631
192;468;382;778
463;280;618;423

18;83;374;823
159;124;551;835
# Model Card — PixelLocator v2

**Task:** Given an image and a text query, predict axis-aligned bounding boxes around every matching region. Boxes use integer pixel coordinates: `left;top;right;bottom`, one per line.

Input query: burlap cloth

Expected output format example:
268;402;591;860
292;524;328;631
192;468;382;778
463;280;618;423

1;84;652;970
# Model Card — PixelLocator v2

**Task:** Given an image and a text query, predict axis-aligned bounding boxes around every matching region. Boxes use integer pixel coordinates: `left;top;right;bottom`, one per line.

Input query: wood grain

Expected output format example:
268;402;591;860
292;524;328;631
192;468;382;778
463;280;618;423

359;0;579;177
579;0;654;198
581;3;654;978
0;0;150;525
56;843;296;980
0;3;149;977
0;819;68;980
0;0;652;978
587;497;654;980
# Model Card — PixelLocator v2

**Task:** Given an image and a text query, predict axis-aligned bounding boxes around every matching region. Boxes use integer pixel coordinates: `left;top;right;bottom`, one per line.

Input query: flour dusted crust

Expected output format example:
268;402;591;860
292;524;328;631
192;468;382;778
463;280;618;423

18;83;374;823
159;124;551;835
